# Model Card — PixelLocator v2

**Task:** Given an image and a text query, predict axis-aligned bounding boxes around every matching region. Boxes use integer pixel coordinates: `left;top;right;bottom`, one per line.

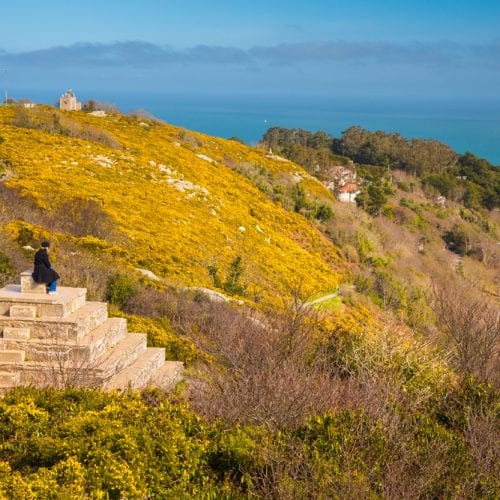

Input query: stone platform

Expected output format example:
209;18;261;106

0;272;183;394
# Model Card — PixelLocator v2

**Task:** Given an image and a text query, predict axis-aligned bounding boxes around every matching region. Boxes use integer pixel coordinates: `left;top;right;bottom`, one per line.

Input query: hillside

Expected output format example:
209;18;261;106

0;105;343;305
0;105;498;498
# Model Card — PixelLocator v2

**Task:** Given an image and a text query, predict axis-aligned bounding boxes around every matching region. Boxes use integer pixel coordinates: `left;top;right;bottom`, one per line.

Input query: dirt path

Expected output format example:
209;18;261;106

305;290;340;306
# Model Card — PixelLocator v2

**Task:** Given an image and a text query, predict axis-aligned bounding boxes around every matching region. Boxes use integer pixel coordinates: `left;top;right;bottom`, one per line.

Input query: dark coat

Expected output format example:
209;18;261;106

32;249;60;284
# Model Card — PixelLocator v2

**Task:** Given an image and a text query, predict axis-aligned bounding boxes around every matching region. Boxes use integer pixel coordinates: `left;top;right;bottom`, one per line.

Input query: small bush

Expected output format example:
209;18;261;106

106;274;136;308
397;181;411;192
443;225;472;256
314;203;333;222
207;257;247;296
353;272;373;293
15;225;35;247
0;252;14;286
356;184;388;216
223;256;246;296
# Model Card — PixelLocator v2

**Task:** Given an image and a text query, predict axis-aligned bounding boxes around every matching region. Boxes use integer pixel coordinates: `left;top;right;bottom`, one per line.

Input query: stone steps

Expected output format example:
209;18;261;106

0;285;87;319
0;350;25;363
104;348;166;391
0;276;184;394
148;361;184;391
0;302;108;342
9;305;37;319
3;327;30;340
81;318;128;364
0;318;127;364
92;333;148;383
5;332;143;387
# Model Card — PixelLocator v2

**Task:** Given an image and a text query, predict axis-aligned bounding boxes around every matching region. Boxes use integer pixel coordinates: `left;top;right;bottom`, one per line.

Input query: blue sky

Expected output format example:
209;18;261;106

1;0;500;99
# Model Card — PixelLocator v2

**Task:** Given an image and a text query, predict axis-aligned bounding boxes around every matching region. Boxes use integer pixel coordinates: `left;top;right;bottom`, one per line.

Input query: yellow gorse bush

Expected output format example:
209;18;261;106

0;106;344;304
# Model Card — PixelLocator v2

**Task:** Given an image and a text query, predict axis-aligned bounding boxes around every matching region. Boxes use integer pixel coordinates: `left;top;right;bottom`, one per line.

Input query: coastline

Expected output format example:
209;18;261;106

9;91;500;165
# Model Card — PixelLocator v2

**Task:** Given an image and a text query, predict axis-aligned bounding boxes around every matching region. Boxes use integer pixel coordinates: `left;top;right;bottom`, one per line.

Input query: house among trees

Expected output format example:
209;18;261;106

324;165;361;203
59;89;81;111
337;183;361;203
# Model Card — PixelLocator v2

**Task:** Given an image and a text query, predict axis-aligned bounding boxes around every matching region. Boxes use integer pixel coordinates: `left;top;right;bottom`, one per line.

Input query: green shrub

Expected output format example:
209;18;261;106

353;273;373;293
207;263;222;288
355;231;373;263
106;274;136;308
0;388;242;498
382;204;394;219
0;252;13;276
442;225;472;255
208;256;247;296
314;203;333;222
15;225;35;247
397;181;411;192
356;183;388;216
223;256;246;296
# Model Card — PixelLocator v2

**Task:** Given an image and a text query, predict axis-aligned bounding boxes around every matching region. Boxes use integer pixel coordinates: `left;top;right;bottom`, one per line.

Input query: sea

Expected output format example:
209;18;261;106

15;90;500;165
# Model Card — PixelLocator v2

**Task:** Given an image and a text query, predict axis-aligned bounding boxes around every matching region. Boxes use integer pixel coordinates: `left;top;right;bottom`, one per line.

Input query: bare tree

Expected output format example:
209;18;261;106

433;281;500;385
462;413;500;497
188;298;339;430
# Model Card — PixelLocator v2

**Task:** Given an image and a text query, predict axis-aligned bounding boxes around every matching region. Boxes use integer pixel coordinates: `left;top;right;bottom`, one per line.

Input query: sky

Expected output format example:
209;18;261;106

1;0;500;99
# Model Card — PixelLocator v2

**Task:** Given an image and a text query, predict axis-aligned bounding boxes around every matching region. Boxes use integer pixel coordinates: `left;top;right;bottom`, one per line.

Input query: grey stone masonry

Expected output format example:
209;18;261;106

0;274;183;394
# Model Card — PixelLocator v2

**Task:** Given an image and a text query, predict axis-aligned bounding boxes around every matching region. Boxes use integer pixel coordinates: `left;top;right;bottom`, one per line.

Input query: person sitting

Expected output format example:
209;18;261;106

32;241;60;294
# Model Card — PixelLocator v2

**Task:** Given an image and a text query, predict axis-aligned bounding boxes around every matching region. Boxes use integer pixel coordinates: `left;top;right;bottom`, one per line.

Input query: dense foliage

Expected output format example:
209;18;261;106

0;357;497;497
262;127;348;179
333;126;459;175
262;126;500;210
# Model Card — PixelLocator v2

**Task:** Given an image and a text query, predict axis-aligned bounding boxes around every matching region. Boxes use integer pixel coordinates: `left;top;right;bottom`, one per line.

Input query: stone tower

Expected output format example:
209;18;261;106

0;272;183;394
59;89;82;111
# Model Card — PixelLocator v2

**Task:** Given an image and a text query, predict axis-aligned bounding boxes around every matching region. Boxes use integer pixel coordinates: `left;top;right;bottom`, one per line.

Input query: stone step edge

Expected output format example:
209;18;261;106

0;318;126;348
91;333;147;378
8;333;146;372
0;302;109;342
0;350;26;363
103;348;166;391
147;361;184;391
0;301;108;325
2;328;30;340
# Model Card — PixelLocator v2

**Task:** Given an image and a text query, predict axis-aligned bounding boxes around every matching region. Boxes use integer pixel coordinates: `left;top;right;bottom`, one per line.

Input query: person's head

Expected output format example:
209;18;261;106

41;241;50;251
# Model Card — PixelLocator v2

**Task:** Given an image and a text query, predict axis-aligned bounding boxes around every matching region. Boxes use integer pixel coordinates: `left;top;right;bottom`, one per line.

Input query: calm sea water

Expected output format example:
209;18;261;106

16;91;500;165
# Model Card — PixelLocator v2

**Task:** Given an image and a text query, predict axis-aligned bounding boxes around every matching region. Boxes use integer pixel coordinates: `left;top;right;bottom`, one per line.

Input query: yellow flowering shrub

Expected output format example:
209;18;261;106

114;312;198;364
0;388;241;497
0;106;345;305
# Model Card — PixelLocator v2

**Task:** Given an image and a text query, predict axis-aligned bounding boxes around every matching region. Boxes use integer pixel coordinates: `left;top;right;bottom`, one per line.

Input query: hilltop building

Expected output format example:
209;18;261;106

19;99;36;109
59;89;81;111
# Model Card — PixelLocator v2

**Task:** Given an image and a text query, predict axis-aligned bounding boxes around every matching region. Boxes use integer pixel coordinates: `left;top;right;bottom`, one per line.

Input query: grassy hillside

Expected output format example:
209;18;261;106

0;105;498;498
0;106;345;304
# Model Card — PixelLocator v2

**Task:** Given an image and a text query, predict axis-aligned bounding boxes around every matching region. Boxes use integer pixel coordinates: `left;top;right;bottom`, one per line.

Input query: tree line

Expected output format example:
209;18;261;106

261;126;499;209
